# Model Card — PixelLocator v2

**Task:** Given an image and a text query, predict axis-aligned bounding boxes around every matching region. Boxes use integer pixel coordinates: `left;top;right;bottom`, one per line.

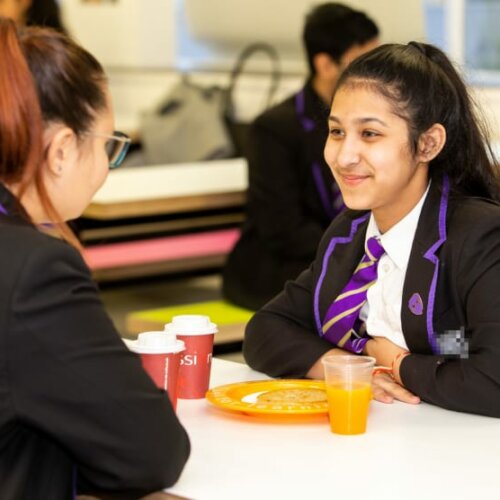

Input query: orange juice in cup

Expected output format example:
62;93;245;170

326;383;372;434
322;355;375;435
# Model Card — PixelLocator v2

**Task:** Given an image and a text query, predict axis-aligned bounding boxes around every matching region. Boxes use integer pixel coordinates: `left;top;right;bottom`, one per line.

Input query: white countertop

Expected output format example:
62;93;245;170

91;158;247;204
167;358;500;500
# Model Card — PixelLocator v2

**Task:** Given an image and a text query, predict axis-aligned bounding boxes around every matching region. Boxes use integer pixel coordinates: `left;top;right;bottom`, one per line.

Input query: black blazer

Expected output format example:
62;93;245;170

244;179;500;417
0;185;190;499
223;80;338;310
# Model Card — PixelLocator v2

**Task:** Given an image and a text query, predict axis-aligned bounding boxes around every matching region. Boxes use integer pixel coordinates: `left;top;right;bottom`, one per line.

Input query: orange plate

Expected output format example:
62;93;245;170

206;379;328;416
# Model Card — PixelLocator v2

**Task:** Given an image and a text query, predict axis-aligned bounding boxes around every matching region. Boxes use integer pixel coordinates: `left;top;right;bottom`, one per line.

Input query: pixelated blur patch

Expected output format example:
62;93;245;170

436;327;469;358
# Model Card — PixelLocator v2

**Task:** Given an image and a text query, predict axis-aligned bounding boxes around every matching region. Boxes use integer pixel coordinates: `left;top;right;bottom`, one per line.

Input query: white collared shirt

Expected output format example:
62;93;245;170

358;184;430;349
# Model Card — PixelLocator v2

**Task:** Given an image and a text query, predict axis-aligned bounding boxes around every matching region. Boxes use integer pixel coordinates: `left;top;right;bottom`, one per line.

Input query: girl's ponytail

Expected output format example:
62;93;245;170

0;17;43;187
335;41;500;201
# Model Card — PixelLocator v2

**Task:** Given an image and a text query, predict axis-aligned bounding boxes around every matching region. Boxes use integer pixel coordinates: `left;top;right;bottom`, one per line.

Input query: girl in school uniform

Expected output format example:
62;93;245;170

0;19;189;498
244;41;500;417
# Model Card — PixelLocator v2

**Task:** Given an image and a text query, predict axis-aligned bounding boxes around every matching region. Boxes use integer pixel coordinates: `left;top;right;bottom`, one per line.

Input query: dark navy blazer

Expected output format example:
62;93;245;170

223;80;338;310
245;179;500;417
0;184;190;499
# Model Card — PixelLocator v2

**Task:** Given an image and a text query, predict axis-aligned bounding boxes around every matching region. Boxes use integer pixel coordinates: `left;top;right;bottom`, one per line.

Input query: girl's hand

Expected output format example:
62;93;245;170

364;336;405;368
364;336;413;385
372;372;420;404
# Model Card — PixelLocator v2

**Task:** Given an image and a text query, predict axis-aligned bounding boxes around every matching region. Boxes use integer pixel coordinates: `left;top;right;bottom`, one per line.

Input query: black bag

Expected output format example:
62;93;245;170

224;42;281;158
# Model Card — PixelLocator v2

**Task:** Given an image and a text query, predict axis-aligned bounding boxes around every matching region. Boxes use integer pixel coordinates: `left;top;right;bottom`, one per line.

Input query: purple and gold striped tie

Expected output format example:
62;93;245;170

322;236;385;354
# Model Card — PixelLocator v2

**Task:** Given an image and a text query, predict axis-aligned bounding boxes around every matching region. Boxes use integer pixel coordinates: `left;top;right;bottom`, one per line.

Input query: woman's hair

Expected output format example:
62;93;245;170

19;26;106;134
0;17;107;244
0;18;43;189
26;0;67;34
303;2;379;74
334;41;500;201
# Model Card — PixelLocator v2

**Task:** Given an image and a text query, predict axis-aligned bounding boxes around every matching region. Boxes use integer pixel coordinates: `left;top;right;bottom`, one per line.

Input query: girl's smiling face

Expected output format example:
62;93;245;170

324;83;431;233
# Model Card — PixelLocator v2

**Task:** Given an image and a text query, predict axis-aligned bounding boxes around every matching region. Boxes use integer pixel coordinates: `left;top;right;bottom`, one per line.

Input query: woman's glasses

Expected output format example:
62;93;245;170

85;131;131;168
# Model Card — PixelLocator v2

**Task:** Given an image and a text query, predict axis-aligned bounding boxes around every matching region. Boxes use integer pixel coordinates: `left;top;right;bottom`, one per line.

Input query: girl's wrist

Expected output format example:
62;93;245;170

391;351;410;383
372;367;393;378
362;339;374;357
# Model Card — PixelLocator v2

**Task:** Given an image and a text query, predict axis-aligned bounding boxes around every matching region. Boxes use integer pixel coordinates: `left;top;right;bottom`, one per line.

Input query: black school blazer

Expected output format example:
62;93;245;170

245;178;500;417
223;80;337;310
0;184;189;499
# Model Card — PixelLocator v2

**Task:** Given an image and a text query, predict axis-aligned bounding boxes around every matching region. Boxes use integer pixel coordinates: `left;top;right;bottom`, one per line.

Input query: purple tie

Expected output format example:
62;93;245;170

321;236;385;353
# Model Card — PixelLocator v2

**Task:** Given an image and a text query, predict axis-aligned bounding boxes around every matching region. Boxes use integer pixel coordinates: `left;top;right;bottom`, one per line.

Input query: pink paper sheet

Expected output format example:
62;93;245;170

83;228;240;269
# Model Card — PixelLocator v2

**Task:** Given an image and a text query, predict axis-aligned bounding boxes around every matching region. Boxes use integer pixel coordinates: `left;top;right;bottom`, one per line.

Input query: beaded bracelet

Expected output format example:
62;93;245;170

372;367;393;378
391;351;410;378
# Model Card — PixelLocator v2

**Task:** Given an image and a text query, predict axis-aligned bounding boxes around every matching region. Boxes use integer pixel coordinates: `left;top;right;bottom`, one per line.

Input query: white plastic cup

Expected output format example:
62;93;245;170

322;355;376;435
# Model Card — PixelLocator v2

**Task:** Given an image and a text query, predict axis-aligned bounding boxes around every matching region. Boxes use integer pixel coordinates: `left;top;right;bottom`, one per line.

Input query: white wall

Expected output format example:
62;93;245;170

179;0;424;71
60;0;500;144
474;87;500;142
108;68;303;133
61;0;304;130
62;0;425;71
62;0;176;68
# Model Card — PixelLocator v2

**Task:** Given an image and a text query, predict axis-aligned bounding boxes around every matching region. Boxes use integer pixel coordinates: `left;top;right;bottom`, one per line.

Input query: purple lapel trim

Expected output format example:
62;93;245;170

312;162;337;219
423;176;450;353
72;466;77;499
296;88;339;220
0;203;7;215
295;90;316;132
313;213;370;334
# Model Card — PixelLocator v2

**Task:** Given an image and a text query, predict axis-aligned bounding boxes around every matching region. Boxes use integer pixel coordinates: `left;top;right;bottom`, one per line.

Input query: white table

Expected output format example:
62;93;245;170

168;359;500;500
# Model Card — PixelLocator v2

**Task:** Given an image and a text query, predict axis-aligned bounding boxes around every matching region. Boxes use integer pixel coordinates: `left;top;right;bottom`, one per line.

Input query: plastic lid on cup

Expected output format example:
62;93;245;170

126;331;185;354
164;314;218;336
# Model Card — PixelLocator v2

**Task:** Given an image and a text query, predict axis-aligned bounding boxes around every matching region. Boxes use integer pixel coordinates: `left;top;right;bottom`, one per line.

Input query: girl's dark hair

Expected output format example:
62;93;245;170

0;17;107;245
26;0;67;34
19;25;107;135
334;41;500;201
303;2;379;75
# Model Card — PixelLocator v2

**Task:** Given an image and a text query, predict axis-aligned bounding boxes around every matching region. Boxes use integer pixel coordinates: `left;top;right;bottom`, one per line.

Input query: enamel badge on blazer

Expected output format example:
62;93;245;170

408;293;424;316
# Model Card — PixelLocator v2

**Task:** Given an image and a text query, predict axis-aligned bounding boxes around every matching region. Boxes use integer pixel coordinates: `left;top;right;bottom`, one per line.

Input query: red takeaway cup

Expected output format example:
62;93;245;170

126;331;185;410
164;315;218;399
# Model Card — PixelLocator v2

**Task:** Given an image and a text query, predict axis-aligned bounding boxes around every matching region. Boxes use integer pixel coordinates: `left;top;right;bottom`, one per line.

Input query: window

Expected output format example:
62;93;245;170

425;0;500;85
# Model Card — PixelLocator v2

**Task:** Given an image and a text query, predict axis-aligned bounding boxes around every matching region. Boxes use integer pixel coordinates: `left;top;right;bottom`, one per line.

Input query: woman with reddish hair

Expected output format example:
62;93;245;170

0;18;189;499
